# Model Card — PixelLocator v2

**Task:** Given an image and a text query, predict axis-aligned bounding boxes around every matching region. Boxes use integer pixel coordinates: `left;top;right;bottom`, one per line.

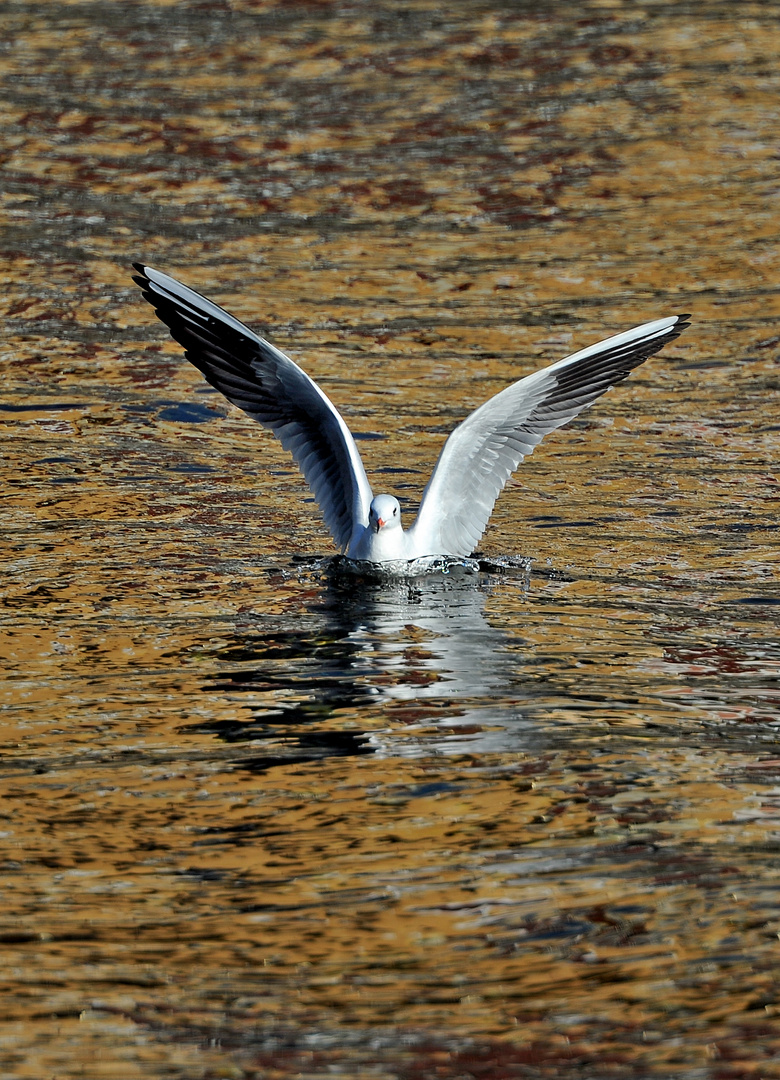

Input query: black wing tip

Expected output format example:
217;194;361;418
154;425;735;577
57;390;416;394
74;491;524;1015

132;263;154;295
648;313;691;352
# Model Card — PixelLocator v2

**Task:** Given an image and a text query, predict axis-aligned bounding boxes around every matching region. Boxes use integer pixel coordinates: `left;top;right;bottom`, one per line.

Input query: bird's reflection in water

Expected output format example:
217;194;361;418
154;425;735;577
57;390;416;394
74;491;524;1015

185;560;542;770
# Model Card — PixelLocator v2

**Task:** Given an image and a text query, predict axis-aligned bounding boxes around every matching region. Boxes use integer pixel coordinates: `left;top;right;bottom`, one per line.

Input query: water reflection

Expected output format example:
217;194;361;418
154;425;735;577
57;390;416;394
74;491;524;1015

185;561;547;767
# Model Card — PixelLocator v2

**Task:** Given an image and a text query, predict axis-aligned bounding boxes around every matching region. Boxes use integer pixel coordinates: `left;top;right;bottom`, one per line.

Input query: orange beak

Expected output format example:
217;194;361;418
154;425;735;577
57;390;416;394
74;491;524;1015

376;517;386;529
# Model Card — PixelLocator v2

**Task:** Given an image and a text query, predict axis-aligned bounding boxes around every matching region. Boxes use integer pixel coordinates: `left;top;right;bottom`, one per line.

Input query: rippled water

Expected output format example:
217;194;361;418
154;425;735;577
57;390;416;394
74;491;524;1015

2;1;780;1077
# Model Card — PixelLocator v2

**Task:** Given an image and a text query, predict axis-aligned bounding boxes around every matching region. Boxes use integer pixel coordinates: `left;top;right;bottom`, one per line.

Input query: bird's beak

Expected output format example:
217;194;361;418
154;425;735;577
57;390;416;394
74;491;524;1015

377;517;386;529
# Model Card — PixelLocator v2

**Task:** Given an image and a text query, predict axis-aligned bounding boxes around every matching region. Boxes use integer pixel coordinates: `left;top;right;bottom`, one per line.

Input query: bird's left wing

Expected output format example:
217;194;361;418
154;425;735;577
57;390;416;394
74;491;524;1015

407;314;690;557
132;264;373;551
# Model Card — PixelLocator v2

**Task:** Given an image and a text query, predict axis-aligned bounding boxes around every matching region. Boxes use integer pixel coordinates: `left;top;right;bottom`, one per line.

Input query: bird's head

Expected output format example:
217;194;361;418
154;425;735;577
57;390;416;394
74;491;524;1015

369;494;402;533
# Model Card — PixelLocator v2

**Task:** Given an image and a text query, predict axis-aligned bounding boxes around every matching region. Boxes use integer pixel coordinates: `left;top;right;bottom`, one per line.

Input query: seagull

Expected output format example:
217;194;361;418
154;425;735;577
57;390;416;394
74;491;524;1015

132;263;689;565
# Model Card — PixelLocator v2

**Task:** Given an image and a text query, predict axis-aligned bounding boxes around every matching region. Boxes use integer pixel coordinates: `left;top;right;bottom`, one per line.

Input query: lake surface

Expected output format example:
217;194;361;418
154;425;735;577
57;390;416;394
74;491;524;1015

2;1;779;1077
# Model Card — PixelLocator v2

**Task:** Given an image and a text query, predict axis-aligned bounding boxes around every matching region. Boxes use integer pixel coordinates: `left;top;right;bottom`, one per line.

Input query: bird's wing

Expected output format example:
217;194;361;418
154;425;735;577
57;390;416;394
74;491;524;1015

132;264;374;551
407;314;690;557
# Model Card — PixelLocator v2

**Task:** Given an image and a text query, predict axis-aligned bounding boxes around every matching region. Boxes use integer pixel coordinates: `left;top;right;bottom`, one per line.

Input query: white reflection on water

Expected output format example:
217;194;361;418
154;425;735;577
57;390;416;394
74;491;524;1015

187;551;780;772
192;561;547;764
326;562;536;755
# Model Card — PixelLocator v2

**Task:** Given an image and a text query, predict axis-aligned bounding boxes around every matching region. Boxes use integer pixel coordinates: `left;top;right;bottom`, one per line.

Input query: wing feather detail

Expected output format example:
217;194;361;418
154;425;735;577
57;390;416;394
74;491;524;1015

407;314;690;557
132;264;373;550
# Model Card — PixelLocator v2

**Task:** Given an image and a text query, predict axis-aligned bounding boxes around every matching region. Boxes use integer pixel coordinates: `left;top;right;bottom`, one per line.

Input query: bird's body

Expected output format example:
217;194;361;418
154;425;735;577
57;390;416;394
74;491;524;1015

132;263;689;567
348;494;404;562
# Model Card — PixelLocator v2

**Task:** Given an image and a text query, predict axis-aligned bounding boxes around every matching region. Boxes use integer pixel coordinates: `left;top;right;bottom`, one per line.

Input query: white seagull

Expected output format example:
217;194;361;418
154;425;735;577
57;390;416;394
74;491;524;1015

133;264;689;565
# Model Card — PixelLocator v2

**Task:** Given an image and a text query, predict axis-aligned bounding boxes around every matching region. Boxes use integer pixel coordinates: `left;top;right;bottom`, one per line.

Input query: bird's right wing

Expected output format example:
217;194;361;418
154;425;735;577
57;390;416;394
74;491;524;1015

408;314;690;557
133;264;373;551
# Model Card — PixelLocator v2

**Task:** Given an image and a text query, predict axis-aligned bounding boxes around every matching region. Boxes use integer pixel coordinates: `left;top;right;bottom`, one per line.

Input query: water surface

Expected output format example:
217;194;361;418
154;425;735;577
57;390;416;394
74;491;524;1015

2;1;779;1077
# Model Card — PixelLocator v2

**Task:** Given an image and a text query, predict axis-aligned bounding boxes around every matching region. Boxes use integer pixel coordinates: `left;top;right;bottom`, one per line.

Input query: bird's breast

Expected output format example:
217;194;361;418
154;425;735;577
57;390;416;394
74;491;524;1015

347;524;409;562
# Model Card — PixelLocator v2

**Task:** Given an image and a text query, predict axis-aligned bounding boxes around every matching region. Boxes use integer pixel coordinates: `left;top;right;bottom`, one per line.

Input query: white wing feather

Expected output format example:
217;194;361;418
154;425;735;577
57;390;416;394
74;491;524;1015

133;264;374;552
407;315;689;557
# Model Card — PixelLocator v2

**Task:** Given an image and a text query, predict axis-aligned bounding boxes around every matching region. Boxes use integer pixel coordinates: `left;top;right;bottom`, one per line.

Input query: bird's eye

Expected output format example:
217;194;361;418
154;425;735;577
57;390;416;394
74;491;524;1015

393;507;397;515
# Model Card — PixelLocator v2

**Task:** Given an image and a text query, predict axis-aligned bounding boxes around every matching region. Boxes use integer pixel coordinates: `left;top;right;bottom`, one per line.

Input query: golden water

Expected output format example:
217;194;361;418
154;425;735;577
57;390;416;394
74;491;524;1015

2;2;779;1077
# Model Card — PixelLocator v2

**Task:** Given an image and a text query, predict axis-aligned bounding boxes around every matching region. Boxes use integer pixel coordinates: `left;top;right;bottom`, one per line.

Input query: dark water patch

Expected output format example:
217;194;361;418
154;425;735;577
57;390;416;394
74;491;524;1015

157;402;221;424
